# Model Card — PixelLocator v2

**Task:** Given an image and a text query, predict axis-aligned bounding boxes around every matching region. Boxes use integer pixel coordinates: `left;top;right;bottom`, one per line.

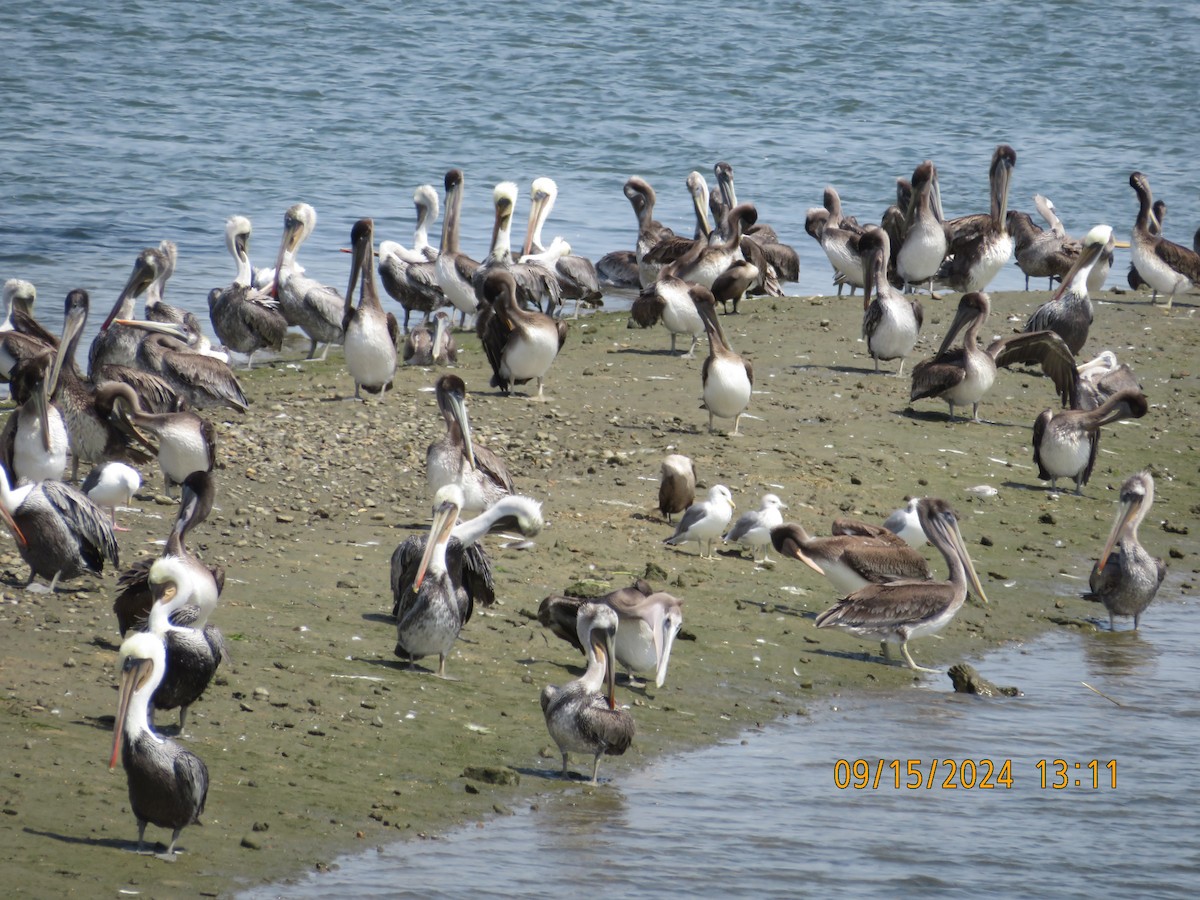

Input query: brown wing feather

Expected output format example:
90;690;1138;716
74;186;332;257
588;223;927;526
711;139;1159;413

816;581;956;630
910;353;967;401
988;330;1078;407
1154;238;1200;281
472;443;514;493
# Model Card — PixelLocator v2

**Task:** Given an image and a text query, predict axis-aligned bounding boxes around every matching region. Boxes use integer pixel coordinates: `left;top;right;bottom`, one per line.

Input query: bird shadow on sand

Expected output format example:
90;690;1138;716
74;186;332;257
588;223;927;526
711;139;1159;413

897;407;1024;428
733;598;812;620
23;826;164;853
361;612;394;625
613;345;699;358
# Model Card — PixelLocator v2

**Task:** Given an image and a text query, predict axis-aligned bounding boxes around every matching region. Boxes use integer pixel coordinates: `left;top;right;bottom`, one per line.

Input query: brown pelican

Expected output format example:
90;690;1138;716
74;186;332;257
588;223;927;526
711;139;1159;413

521;177;603;314
724;493;787;562
472;182;560;313
271;202;345;358
426;373;514;512
711;161;800;284
1007;194;1080;290
113;471;222;636
1032;388;1148;493
95;382;215;494
806;207;865;295
896;161;948;291
772;518;931;596
935;144;1017;293
696;287;753;434
1021;224;1111;354
112;319;249;412
664;484;734;559
0;351;68;485
144;554;226;732
109;631;209;861
390;484;542;619
45;290;160;480
434;169;483;327
1075;350;1141;412
538;582;683;688
1084;470;1166;630
1;278;36;333
711;258;761;315
393;486;483;677
207;215;288;369
0;279;54;382
342;218;399;399
89;245;171;377
815;498;988;672
860;227;923;376
403;310;457;366
139;240;218;357
658;453;696;523
910;291;1078;421
1127;199;1166;296
595;249;640;288
476;269;567;400
378;184;445;331
628;260;706;357
0;464;119;591
82;461;141;532
1128;172;1200;309
625;175;692;288
674;203;761;291
540;602;636;783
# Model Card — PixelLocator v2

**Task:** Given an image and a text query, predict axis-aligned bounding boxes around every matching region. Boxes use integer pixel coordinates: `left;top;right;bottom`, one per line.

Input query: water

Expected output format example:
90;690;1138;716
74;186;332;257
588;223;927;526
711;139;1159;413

243;589;1200;899
4;1;1199;355
6;2;1197;893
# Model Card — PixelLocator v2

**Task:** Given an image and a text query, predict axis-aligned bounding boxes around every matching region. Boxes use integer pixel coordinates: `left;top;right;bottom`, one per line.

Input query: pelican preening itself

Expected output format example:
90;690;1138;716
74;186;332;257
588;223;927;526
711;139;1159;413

541;601;636;783
272;202;345;359
208;215;288;369
403;310;457;366
1032;388;1148;494
1021;224;1112;355
110;631;209;861
1128;171;1200;309
657;453;696;524
771;517;932;597
0;352;69;486
814;497;989;672
426;373;514;513
342;217;400;400
1075;350;1141;412
1008;194;1079;291
539;581;683;688
895;160;947;291
111;318;249;413
723;493;787;562
477;269;567;400
860;227;923;376
664;484;735;559
1084;470;1166;630
910;291;1077;422
378;184;444;330
935;144;1017;293
696;287;753;435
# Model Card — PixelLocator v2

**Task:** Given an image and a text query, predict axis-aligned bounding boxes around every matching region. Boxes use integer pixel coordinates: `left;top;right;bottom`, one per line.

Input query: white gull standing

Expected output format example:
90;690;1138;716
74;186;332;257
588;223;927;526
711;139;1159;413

664;484;734;560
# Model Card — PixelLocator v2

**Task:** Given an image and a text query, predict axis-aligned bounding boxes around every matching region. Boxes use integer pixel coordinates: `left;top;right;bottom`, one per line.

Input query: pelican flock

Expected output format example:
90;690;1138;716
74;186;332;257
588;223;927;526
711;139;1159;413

3;146;1187;882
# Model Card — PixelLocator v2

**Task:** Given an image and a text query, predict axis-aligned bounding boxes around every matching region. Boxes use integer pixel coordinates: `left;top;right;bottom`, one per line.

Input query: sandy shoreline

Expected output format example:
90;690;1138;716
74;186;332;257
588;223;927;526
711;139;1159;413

1;287;1195;898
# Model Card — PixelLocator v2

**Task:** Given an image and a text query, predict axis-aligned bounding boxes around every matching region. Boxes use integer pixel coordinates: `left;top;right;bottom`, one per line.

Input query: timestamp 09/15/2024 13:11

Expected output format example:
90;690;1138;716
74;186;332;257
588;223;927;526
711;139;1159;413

832;759;1118;790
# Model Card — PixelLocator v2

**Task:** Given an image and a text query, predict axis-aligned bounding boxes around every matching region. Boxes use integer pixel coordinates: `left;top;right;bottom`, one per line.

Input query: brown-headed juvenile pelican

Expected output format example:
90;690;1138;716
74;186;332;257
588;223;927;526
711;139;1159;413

89;245;171;377
658;453;696;523
434;169;483;327
113;471;222;636
208;215;288;369
1032;388;1148;494
675;203;760;291
109;630;208;861
379;184;445;331
815;497;988;672
1074;350;1141;412
390;483;542;619
935;144;1017;293
393;486;482;677
910;291;1078;421
896;161;948;291
0;352;68;485
271;202;345;358
664;484;734;559
342;218;399;400
860;227;923;376
145;555;226;732
0;464;118;591
1084;470;1165;630
140;241;216;355
711;258;761;315
624;175;688;288
1128;171;1200;309
426;373;514;512
476;269;567;400
1007;194;1080;290
806;207;865;296
403;310;457;366
628;259;706;357
521;177;603;313
1021;224;1111;355
538;582;683;688
724;493;787;562
540;602;636;783
711;161;799;284
771;518;932;596
696;287;753;435
95;382;215;495
1127;198;1166;296
639;172;713;278
112;319;249;412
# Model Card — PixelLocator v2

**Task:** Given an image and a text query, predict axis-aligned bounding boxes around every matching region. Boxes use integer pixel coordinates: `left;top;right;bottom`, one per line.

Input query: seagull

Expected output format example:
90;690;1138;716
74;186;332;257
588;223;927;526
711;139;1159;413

664;484;734;559
723;493;787;562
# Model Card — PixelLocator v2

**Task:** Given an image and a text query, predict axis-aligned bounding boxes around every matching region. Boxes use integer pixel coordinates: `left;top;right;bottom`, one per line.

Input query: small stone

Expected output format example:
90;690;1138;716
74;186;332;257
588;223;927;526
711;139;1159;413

240;836;262;850
276;514;295;524
1038;512;1056;525
464;783;479;794
63;658;77;668
253;687;270;700
462;766;520;786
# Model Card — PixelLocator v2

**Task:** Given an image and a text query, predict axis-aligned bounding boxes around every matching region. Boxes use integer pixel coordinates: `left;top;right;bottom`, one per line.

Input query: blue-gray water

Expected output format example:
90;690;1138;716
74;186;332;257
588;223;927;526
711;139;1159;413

7;3;1198;895
243;589;1200;899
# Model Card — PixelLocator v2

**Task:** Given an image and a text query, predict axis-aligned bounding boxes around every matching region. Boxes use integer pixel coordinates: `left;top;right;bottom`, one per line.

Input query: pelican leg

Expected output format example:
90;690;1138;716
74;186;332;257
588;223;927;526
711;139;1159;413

318;341;332;362
529;378;549;402
708;411;716;434
669;333;678;355
305;338;319;360
1108;612;1116;631
682;334;698;359
880;641;891;661
135;820;151;855
590;753;603;784
971;403;981;422
896;358;906;378
900;641;938;673
560;752;570;778
730;414;743;437
156;827;184;862
1133;612;1142;630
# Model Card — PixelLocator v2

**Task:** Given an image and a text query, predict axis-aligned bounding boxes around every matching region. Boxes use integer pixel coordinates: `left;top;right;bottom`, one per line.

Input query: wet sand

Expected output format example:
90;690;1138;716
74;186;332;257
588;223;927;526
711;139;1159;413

1;287;1195;898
